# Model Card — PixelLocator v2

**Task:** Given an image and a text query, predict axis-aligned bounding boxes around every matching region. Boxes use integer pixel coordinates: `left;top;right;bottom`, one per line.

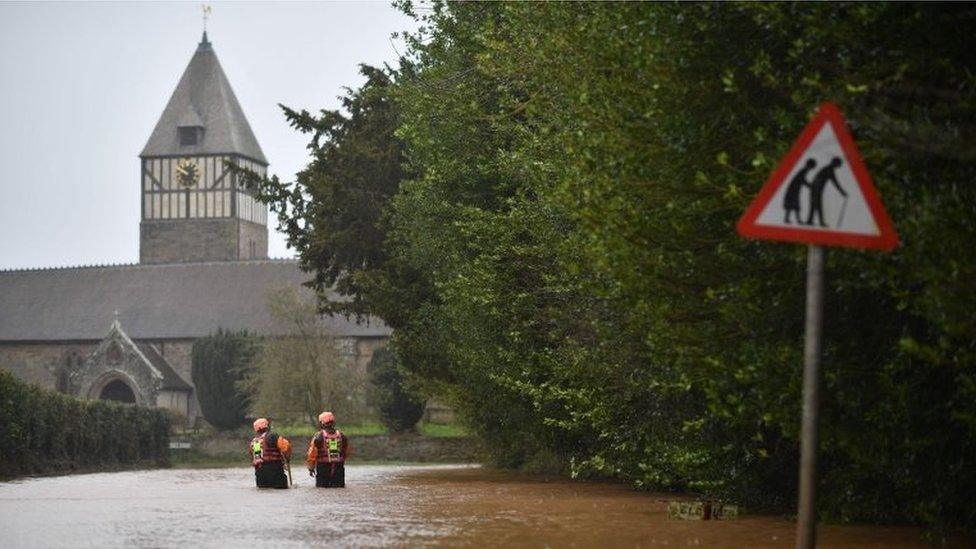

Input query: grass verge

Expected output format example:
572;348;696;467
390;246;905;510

272;421;471;438
418;423;471;437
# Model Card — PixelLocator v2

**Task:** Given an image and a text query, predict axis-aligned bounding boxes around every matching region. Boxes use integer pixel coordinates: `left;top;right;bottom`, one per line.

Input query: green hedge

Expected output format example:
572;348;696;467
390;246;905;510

0;370;170;478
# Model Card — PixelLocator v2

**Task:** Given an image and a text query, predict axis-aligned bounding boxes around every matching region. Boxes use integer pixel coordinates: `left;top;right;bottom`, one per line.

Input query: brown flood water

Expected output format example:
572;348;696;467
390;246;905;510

0;464;942;548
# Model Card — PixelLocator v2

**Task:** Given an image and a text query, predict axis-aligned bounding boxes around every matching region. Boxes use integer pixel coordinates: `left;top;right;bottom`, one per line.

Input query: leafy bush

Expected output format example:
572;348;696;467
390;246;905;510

367;347;424;433
191;329;256;430
0;370;169;478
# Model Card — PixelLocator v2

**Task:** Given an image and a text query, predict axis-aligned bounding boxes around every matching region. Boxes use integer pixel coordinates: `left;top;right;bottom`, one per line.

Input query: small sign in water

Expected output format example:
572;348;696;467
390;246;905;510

169;441;192;450
667;501;741;521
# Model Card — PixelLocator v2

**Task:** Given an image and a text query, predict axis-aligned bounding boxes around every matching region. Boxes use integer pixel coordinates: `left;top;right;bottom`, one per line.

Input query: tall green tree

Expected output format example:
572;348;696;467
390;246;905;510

242;65;428;325
252;1;976;531
191;329;256;430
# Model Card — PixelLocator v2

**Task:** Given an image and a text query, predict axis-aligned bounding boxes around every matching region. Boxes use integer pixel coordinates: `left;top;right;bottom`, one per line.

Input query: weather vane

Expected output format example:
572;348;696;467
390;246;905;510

202;4;212;32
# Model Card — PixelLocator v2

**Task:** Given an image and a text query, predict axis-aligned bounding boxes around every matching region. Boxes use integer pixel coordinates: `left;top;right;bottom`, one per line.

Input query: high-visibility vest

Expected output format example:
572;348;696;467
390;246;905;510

251;432;283;465
315;429;345;464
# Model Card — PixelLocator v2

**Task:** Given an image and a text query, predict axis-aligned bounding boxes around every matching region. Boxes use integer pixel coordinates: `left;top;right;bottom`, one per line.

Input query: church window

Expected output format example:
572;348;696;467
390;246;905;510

179;126;202;146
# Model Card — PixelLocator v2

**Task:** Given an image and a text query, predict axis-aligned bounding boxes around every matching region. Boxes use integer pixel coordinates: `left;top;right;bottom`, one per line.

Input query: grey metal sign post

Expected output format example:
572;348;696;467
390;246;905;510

797;244;824;549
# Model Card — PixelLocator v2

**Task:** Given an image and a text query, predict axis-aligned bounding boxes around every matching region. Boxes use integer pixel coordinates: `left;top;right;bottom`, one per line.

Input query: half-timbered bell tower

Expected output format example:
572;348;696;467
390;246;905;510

139;32;269;264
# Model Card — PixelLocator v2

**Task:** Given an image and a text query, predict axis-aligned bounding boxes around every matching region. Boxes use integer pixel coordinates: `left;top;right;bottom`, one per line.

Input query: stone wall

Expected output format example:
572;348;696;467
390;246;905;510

155;340;193;384
140;218;239;264
237;219;268;260
141;218;269;264
0;342;96;391
0;340;200;392
0;340;197;421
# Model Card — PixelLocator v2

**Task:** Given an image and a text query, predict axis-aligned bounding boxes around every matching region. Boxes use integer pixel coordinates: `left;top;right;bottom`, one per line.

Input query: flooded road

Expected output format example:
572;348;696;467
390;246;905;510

0;465;933;548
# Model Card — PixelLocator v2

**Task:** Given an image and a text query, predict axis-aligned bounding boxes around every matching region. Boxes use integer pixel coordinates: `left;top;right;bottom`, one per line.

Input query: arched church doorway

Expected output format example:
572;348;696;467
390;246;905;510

99;379;136;404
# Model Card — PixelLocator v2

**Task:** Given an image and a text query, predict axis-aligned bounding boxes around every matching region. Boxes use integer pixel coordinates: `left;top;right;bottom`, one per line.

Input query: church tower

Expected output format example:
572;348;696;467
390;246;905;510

139;32;268;264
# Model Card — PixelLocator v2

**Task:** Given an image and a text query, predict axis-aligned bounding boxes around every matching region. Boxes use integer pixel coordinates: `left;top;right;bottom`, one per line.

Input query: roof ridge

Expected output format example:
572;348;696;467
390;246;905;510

0;261;140;274
0;258;299;274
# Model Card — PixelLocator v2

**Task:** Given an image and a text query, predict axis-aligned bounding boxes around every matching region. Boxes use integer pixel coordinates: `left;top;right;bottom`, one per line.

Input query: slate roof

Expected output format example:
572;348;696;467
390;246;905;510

0;259;390;341
135;342;192;391
140;33;267;164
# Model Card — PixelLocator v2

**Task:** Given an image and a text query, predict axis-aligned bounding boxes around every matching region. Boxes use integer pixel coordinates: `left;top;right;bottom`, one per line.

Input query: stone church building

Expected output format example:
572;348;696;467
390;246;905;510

0;33;390;424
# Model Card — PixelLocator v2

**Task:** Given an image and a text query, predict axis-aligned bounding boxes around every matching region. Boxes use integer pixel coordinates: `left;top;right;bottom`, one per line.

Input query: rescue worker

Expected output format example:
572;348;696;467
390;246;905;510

250;417;292;489
306;411;349;488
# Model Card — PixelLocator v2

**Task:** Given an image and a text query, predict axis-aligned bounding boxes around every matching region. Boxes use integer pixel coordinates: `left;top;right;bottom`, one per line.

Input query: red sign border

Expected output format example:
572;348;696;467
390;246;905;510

736;102;898;251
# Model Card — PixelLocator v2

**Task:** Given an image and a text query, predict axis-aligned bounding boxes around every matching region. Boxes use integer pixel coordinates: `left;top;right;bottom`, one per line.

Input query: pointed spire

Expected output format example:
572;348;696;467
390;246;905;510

140;34;267;164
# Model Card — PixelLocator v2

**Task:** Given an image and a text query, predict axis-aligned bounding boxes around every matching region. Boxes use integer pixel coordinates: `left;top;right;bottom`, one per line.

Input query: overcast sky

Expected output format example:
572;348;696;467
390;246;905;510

0;1;416;270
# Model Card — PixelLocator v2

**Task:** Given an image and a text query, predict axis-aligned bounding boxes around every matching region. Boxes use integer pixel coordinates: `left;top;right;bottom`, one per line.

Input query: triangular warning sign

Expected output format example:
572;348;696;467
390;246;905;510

737;102;898;251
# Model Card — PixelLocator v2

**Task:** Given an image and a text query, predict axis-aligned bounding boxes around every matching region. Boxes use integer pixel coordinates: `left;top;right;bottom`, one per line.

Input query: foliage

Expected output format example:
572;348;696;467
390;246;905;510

385;2;976;531
0;370;169;478
418;422;470;439
236;286;367;425
367;347;424;433
276;421;388;438
190;328;255;431
256;1;976;533
239;65;423;324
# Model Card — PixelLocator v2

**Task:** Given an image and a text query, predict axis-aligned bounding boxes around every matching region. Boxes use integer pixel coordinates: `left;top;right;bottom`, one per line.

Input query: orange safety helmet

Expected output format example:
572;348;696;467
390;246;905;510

318;411;336;425
253;418;269;432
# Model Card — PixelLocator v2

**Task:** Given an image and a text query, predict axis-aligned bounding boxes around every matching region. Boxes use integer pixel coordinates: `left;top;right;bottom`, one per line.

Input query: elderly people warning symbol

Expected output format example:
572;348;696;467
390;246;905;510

737;102;898;251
